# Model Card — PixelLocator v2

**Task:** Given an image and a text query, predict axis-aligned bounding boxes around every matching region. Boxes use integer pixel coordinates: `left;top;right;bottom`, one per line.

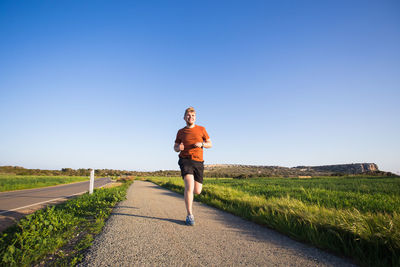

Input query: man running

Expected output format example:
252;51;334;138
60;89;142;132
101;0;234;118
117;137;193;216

174;107;212;226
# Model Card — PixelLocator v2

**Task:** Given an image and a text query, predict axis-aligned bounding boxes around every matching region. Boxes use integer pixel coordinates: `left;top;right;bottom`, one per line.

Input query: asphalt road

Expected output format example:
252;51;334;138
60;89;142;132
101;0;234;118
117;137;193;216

0;177;112;231
80;181;356;266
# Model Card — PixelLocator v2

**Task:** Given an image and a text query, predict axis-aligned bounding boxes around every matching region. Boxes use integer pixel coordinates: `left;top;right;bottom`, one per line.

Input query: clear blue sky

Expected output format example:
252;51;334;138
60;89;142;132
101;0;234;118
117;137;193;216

1;0;399;173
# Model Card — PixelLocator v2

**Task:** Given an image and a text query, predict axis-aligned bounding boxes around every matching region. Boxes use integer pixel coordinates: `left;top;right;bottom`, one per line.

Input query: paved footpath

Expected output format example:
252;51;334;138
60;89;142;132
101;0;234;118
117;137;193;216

79;181;356;266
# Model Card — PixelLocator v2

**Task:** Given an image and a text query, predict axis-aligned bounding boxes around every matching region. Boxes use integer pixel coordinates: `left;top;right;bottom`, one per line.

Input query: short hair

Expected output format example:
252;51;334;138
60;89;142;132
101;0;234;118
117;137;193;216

184;107;196;116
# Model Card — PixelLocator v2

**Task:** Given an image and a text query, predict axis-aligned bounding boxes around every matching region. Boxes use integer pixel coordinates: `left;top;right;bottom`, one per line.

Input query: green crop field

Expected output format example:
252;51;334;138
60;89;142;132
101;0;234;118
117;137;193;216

0;175;90;192
147;176;400;267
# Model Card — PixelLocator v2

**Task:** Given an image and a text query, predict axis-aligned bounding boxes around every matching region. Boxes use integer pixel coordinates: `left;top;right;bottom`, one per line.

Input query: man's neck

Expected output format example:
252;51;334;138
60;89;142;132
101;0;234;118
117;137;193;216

186;123;195;128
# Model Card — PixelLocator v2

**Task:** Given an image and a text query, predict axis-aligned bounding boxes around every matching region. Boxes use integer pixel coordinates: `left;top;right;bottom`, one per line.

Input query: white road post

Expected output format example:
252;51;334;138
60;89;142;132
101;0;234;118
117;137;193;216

89;169;94;194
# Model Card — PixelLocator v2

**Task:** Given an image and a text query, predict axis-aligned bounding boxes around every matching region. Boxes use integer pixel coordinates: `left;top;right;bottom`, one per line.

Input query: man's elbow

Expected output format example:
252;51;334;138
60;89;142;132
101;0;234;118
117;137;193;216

174;144;181;152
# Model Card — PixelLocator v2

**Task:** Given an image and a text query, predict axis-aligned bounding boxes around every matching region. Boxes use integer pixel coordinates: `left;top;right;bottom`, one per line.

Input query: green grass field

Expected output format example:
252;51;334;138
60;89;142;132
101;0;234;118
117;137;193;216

0;175;90;192
147;176;400;267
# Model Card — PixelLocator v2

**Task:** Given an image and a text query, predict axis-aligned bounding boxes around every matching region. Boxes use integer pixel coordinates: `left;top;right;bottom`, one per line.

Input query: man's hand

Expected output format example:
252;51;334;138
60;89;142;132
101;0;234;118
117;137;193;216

195;139;212;149
179;143;184;151
194;142;203;148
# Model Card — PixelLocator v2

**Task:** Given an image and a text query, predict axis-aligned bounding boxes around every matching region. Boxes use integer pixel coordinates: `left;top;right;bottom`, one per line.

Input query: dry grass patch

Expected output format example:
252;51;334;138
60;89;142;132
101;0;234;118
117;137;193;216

101;182;123;189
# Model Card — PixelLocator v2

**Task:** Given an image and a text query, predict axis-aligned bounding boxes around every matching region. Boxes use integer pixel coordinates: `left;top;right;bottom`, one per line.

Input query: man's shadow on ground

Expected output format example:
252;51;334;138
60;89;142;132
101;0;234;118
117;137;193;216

111;212;185;225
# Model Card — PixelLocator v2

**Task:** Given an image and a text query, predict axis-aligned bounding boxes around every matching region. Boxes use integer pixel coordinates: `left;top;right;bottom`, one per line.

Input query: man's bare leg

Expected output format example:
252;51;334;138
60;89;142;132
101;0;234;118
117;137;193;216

184;174;195;215
184;175;203;215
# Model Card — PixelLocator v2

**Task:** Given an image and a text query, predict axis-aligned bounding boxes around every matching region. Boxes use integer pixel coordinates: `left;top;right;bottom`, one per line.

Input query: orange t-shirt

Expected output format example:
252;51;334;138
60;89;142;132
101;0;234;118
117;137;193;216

175;125;210;162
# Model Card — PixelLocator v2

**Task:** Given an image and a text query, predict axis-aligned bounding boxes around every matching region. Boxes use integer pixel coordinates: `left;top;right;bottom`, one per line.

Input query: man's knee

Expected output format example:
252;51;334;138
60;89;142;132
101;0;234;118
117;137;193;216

186;186;194;194
193;183;202;195
194;189;202;195
184;175;194;191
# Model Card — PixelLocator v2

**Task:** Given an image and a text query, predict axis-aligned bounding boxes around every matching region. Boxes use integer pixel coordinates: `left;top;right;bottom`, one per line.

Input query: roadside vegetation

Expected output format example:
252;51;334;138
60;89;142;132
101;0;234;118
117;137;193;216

0;175;90;192
146;176;400;267
2;164;396;179
0;178;133;266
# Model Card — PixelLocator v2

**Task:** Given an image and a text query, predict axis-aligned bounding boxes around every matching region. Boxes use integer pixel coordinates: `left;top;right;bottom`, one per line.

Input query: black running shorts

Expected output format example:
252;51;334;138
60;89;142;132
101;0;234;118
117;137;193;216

178;158;204;184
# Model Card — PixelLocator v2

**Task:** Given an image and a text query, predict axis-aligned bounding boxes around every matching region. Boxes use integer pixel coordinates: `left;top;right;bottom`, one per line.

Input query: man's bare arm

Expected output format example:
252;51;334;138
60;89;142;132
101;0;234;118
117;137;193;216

174;142;184;152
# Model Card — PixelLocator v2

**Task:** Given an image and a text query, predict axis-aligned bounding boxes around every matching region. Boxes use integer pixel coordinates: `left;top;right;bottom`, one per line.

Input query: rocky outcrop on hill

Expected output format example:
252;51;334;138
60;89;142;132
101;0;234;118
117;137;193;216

204;163;381;177
293;163;379;175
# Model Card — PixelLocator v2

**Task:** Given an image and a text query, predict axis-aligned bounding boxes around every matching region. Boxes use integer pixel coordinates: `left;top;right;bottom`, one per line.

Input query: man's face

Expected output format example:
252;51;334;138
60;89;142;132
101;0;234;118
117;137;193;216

184;112;196;126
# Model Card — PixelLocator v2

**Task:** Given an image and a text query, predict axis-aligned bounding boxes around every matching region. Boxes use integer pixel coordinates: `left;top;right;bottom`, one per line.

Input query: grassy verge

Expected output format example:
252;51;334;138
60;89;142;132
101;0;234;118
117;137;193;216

0;180;133;266
146;176;400;267
0;175;90;192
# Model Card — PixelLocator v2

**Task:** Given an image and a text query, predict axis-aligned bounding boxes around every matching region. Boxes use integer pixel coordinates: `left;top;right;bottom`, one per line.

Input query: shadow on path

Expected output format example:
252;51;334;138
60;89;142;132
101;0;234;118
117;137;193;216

116;206;139;209
111;212;185;226
0;210;25;232
159;190;184;199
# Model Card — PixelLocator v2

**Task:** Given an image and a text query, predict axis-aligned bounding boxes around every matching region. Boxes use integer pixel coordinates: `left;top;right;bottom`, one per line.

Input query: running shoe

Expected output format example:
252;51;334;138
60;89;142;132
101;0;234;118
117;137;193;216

185;214;195;226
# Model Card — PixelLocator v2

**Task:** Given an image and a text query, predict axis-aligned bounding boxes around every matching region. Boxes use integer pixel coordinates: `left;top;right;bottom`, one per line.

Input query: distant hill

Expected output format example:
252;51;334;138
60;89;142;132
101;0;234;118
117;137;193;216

204;163;394;178
293;163;378;174
1;163;396;178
